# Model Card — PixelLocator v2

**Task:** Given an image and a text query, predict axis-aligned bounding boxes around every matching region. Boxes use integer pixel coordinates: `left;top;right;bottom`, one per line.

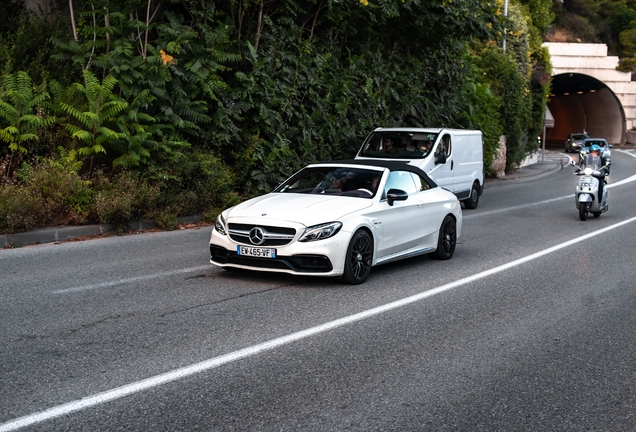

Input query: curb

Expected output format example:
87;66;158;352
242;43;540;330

1;215;203;248
485;162;564;188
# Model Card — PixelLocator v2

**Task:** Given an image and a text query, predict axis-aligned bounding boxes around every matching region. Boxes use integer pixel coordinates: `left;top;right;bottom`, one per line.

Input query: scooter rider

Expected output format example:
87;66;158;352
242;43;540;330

586;144;608;208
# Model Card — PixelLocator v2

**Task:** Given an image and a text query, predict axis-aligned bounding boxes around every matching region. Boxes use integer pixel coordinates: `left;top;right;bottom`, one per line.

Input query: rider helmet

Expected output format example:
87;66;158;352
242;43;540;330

589;144;601;153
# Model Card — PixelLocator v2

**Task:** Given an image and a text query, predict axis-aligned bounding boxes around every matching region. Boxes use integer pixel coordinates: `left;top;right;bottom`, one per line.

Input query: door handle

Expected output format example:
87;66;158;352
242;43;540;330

451;160;454;170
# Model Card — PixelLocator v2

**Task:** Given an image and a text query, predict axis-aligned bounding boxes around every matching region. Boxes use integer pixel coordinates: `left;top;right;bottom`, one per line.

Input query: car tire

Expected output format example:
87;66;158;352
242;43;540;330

429;215;456;260
341;230;373;285
463;181;480;209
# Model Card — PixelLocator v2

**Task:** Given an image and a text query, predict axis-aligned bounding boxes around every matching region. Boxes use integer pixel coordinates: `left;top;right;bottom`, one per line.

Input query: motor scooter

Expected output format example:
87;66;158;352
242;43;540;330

570;155;608;221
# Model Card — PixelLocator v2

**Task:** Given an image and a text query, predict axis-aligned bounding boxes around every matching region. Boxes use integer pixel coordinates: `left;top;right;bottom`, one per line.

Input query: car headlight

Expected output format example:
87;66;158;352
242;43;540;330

214;213;227;235
299;222;342;242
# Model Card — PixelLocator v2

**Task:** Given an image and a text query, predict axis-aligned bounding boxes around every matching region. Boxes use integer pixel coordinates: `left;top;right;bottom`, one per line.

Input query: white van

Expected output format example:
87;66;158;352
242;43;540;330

355;127;484;209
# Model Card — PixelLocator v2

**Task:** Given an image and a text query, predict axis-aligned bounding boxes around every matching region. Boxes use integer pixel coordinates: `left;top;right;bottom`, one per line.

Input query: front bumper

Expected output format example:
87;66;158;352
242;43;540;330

209;226;353;277
210;245;334;273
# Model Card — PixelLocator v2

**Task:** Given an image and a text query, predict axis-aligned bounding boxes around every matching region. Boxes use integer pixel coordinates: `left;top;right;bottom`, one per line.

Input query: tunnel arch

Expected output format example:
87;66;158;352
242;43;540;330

546;73;626;146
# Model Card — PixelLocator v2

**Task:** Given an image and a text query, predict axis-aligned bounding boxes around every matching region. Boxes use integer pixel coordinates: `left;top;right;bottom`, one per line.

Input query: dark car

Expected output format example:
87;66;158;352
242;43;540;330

565;132;589;153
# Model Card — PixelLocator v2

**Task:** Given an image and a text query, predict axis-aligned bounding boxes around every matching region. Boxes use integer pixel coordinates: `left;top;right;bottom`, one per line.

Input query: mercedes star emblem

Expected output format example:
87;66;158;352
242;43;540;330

249;227;265;245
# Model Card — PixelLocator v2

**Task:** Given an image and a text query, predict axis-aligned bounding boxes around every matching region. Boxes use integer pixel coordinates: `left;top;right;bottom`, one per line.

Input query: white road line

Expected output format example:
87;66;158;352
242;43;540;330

465;195;570;218
468;173;636;219
607;173;636;188
615;149;636;158
52;265;211;294
3;215;636;432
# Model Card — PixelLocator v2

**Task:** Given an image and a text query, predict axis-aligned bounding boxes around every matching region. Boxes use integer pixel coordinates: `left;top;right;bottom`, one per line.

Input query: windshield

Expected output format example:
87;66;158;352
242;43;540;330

583;140;607;148
275;166;383;198
582;154;603;170
572;134;587;140
358;131;439;159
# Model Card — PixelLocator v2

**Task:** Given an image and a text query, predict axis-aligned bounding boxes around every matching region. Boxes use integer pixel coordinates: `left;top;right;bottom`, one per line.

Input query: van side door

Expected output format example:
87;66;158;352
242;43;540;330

451;133;480;197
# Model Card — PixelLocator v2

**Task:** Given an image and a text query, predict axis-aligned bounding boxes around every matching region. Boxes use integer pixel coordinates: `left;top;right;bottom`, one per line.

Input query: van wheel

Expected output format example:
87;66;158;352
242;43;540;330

463;182;480;209
429;216;456;260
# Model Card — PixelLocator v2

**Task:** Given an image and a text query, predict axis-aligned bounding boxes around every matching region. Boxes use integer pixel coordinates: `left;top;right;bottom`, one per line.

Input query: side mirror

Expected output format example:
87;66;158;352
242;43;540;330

386;188;408;206
435;151;447;165
569;160;576;167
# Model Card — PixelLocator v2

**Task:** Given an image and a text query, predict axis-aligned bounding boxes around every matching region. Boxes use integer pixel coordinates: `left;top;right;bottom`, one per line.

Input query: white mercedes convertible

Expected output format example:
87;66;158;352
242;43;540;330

210;160;462;284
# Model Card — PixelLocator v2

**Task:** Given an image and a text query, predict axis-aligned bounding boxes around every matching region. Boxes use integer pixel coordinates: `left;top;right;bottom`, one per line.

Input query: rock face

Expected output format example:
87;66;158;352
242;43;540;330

491;135;507;178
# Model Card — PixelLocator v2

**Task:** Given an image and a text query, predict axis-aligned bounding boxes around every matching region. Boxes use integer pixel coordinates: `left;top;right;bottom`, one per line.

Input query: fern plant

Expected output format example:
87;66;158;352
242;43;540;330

110;88;189;168
54;70;128;171
0;71;56;175
0;72;56;154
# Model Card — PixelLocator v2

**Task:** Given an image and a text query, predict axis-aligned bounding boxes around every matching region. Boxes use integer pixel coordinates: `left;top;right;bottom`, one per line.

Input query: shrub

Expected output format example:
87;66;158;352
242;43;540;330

0;184;42;233
0;150;92;233
148;149;239;216
91;171;160;233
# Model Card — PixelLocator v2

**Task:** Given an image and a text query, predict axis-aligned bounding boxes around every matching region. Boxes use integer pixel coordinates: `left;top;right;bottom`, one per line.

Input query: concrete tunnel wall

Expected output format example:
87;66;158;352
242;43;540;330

546;76;625;145
543;42;636;146
582;88;625;143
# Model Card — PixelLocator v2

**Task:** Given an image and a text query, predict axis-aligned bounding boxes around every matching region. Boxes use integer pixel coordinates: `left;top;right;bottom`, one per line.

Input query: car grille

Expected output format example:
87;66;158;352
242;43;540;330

228;223;296;246
210;246;332;272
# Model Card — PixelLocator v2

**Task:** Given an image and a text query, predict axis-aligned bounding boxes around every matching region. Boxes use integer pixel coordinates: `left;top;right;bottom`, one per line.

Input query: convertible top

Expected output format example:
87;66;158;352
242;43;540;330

315;159;438;189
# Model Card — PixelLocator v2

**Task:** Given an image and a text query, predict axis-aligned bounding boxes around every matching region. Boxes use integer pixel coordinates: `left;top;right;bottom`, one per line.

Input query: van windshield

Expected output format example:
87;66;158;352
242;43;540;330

358;131;439;159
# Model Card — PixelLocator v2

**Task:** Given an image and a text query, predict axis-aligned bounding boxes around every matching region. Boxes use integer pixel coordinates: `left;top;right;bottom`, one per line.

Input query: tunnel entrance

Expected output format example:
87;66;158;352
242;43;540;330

546;73;625;146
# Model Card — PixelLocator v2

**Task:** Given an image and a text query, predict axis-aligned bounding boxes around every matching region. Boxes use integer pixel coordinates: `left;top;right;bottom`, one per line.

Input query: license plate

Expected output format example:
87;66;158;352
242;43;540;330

237;246;276;258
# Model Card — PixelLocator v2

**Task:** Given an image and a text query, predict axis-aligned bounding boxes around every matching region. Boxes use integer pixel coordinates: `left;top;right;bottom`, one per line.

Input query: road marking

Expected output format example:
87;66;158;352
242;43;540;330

3;216;636;432
607;173;636;188
615;149;636;158
52;265;211;294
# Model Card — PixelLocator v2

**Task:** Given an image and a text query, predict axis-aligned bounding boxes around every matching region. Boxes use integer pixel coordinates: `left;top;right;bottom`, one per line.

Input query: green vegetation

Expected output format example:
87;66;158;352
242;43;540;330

548;0;636;72
1;0;559;234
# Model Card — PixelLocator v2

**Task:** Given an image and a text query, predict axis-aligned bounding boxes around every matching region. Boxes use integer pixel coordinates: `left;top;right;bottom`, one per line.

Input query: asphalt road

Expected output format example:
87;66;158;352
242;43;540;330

1;148;636;431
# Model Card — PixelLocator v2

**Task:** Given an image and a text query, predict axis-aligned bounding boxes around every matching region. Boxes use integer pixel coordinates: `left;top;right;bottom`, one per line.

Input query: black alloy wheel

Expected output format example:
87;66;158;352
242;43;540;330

430;215;457;260
341;230;373;284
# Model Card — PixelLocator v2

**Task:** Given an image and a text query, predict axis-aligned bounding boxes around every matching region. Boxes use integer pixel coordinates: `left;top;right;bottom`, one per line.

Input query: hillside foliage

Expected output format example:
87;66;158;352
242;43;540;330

548;0;636;72
0;0;556;234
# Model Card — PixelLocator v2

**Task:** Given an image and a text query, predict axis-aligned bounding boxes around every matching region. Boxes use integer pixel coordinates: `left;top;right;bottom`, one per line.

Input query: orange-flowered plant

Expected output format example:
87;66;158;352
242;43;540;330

160;49;175;66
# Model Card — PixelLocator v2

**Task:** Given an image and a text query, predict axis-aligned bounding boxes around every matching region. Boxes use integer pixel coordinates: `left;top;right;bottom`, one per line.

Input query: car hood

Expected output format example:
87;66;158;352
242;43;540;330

226;193;373;227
